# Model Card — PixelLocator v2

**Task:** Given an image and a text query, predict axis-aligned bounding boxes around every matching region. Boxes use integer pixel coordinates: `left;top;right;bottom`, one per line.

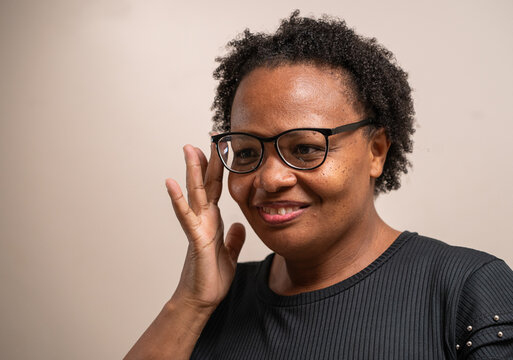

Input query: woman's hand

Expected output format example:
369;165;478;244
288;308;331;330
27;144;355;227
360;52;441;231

166;143;246;312
124;144;245;360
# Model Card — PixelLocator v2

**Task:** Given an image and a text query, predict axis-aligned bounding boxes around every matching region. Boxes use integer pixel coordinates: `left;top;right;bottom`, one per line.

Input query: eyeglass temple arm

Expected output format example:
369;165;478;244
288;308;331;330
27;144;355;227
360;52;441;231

211;118;374;141
331;118;373;135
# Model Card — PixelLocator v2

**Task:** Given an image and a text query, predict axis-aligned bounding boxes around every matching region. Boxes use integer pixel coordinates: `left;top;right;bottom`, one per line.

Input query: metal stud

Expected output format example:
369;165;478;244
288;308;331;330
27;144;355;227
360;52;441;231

493;315;500;321
456;344;460;350
466;341;472;347
467;325;472;331
498;331;503;338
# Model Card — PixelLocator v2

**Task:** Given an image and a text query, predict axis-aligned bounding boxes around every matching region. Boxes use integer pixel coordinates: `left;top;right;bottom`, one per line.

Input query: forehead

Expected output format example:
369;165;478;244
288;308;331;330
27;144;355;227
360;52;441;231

230;64;361;134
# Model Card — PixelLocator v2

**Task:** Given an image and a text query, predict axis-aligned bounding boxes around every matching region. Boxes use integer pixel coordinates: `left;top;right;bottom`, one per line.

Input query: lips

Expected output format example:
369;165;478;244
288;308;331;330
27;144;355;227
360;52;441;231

254;201;309;225
261;206;301;215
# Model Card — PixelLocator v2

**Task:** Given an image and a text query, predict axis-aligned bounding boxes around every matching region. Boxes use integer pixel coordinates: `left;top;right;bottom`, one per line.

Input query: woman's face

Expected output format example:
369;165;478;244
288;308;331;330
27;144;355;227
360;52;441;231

228;64;386;260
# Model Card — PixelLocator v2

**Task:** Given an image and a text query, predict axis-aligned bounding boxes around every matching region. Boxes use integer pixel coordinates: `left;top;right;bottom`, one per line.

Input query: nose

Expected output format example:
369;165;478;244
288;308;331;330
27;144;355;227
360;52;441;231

253;147;297;192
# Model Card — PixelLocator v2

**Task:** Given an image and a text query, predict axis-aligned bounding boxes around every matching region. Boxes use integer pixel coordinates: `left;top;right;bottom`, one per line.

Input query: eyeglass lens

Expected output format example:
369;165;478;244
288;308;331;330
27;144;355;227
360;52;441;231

217;130;328;172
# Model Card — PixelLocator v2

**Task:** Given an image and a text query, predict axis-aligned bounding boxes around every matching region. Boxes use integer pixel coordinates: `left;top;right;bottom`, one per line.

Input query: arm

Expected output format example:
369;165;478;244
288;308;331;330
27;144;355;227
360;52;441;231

123;296;213;360
455;259;513;359
124;144;246;360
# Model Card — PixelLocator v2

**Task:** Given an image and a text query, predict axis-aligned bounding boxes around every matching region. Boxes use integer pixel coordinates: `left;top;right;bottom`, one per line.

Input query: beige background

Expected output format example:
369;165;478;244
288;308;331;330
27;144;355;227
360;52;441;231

1;0;512;359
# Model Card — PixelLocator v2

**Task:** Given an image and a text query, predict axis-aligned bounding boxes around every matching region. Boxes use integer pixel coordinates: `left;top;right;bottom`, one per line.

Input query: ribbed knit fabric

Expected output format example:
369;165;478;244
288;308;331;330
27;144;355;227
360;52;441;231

191;232;513;359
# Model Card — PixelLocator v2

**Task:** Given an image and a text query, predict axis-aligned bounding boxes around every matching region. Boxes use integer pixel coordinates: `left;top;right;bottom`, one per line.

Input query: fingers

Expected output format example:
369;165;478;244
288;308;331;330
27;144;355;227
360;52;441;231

165;178;199;234
225;223;246;263
204;143;224;205
184;145;209;214
194;147;208;180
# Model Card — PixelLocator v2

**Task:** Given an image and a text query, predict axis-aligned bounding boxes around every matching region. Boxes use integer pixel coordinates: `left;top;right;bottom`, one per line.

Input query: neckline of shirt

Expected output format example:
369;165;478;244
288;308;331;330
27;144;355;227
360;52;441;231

255;230;417;307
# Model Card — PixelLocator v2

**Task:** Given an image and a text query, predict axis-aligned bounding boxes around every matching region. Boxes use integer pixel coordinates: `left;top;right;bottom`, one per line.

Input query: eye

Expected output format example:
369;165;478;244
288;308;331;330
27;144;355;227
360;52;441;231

235;148;258;159
294;144;324;156
233;148;260;164
291;144;326;162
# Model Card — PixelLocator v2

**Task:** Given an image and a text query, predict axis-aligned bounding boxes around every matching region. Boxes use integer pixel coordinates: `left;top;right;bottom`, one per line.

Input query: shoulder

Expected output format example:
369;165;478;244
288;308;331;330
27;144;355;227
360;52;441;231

402;232;512;300
403;232;497;262
399;232;501;279
402;233;513;357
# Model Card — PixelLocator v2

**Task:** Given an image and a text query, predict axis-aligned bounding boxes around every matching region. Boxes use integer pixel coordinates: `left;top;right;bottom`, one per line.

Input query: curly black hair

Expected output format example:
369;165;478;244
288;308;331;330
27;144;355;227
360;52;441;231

211;10;415;194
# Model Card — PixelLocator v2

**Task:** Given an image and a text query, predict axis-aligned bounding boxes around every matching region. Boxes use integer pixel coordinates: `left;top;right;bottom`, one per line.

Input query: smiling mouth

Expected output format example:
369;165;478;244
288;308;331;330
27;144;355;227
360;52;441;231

256;204;308;225
261;206;301;215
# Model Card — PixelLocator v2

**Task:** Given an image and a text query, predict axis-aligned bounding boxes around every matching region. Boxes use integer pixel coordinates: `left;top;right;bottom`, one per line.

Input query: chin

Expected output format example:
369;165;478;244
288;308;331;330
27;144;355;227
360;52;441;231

253;227;319;259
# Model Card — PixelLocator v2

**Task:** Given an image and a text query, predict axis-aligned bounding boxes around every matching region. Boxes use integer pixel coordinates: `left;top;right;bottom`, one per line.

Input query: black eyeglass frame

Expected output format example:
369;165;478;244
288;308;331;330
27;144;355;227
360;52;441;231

211;118;373;174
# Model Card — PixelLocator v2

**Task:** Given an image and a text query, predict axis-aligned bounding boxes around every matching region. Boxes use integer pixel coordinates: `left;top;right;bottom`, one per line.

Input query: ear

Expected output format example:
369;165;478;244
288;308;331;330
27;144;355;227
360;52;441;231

368;128;391;179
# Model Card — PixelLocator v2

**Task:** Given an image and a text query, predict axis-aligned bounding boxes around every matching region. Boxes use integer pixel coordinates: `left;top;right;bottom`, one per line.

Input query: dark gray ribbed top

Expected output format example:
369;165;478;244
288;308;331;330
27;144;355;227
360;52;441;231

191;232;513;359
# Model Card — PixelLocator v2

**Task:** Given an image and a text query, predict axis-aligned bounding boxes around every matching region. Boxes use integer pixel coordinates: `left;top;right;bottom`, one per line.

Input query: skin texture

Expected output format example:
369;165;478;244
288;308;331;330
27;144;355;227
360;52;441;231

228;64;400;295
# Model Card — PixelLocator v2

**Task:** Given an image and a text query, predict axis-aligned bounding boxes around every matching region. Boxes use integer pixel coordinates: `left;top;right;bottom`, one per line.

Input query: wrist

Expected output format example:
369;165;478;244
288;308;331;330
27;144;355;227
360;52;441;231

169;287;221;314
165;294;216;332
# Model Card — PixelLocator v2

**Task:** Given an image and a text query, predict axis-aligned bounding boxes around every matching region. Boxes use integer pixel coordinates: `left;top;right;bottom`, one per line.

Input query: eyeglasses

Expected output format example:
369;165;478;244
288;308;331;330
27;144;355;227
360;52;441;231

211;118;373;174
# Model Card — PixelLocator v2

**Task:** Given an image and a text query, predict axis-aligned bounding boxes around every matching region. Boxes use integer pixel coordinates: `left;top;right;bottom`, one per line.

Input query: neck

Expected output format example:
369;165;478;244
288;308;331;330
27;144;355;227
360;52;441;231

268;206;400;296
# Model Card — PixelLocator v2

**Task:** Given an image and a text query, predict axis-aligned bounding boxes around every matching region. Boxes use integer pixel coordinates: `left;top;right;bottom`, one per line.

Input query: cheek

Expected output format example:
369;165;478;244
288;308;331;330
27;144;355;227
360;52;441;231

314;150;369;204
228;173;251;205
316;160;349;194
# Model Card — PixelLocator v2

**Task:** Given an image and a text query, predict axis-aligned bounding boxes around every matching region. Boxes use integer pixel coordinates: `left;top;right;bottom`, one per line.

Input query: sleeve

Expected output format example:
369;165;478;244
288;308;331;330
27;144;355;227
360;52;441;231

455;259;513;359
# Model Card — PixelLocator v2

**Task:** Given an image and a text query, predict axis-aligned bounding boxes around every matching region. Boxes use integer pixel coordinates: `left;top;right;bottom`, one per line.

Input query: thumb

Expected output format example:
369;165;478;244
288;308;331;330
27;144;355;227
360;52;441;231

225;223;246;263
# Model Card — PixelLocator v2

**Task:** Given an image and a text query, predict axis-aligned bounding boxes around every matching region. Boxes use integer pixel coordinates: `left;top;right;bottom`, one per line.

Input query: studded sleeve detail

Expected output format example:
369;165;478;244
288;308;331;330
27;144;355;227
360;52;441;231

455;260;513;359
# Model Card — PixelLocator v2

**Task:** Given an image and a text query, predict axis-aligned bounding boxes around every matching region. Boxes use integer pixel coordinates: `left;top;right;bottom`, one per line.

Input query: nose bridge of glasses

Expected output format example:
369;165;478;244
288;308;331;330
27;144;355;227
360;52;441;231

258;137;285;166
256;140;297;189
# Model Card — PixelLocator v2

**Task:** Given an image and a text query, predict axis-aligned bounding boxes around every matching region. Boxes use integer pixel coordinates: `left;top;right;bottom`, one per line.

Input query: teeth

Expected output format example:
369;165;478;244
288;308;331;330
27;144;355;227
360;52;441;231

262;206;300;215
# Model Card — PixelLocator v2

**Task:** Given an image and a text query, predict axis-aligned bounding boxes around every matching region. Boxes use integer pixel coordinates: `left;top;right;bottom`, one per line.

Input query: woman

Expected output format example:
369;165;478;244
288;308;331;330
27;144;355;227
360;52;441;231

125;12;513;359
